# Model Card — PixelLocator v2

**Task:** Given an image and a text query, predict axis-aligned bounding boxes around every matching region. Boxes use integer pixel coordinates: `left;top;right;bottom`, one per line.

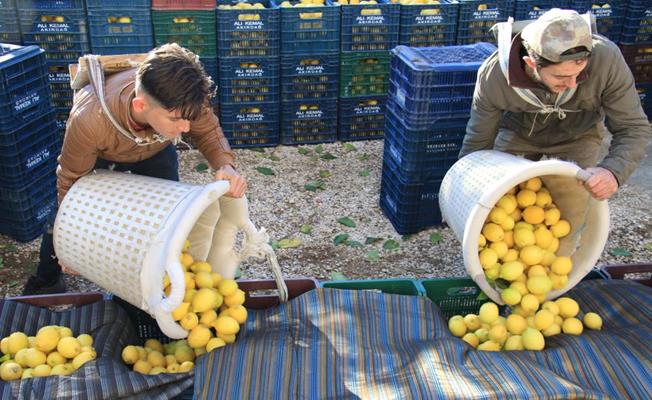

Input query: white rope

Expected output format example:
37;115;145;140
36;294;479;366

240;225;289;303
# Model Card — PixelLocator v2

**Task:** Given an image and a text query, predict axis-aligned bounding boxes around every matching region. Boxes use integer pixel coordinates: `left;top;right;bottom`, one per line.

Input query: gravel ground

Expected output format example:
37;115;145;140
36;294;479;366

1;140;651;297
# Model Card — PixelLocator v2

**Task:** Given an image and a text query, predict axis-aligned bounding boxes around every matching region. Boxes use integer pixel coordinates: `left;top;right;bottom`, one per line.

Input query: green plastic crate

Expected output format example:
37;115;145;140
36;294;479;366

152;10;216;57
339;50;391;97
321;278;425;296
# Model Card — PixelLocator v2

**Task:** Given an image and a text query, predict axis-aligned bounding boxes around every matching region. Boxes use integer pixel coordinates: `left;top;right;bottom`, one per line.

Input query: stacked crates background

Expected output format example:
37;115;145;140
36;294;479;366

86;0;154;55
275;0;340;145
398;0;459;47
18;0;90;137
456;0;513;44
380;43;495;234
338;0;398;142
571;0;626;43
0;44;60;242
216;0;280;148
0;0;21;45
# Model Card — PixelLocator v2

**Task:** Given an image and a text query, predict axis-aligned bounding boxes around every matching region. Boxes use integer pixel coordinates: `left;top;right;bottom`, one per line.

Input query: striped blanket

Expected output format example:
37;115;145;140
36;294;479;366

195;279;652;399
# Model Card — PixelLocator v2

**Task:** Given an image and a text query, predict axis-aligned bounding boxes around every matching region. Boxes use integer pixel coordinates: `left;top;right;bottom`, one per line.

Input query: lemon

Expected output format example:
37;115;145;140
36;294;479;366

199;310;218;326
32;364;51;377
0;337;9;355
491;316;506;326
514;273;527;284
461;333;479;348
503;335;524;351
217;333;236;344
192;288;222;313
510;208;522;222
165;354;176;366
448;315;466;337
122;346;140;365
489;207;508;224
77;334;93;348
174;346;195;363
180;253;194;268
59;327;73;338
183;240;191;251
144;339;164;354
463;314;481;331
535;191;552;207
191;261;212;274
57;337;81;359
217;280;238;297
516;189;537;208
137;347;147;361
498;261;522;281
544;207;561;226
172;302;191;321
184;272;196;290
149;366;167;375
483;223;505;244
547;237;560;253
521;328;545;350
506;314;527;335
206;338;227;352
195;271;214;289
477;340;501;351
500;288;522;306
555;297;579;318
213;316;240;336
50;364;73;376
541;301;560;316
7;332;29;356
526;265;547;278
46;351;66;367
534;226;553;249
147;351;165;368
551;256;572;275
474;328;489;343
226;305;248;325
72;352;95;370
521;294;540;313
478;234;487;248
583;312;602;330
24;348;47;368
184;289;197;303
35;326;60;353
514;229;536;248
523;177;542;191
510;281;529;296
549;273;568;290
522;206;545;225
520;245;544;266
0;362;22;381
194;347;206;357
551;220;571;238
484;265;500;280
503;231;515;249
187;325;212;349
489;242;509;259
167;363;180;373
133;360;152;374
179;361;194;372
489;325;507;344
211;272;224;287
555;315;564;326
502;248;519;262
526;275;552;295
562;318;583;335
224;289;246;307
511;305;530;318
534;310;555;331
542;323;561;337
479;303;499;324
479;248;498;269
540;250;556;266
20;368;33;379
497;195;517;214
180;312;199;331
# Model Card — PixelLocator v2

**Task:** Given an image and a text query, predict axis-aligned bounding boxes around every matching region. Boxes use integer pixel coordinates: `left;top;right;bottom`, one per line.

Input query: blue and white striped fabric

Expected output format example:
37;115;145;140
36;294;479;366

195;279;652;399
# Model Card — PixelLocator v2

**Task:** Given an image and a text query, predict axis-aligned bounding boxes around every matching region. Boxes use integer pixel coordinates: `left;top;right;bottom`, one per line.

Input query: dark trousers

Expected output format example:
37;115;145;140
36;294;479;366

36;145;179;283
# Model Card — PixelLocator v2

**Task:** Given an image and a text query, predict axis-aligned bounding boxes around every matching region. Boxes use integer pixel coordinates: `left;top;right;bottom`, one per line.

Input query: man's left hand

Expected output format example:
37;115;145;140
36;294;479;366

214;165;247;198
582;167;618;201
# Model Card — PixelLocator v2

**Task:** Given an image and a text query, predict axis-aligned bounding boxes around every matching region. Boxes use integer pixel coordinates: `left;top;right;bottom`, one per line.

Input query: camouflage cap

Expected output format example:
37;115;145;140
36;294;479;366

521;8;593;63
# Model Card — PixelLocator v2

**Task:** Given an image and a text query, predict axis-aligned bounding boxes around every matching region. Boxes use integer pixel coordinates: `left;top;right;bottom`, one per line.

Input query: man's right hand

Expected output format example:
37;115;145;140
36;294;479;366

582;167;618;201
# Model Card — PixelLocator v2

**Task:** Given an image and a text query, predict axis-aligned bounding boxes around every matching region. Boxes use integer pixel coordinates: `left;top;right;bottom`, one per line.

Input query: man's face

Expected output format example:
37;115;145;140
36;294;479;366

143;104;191;139
527;58;589;93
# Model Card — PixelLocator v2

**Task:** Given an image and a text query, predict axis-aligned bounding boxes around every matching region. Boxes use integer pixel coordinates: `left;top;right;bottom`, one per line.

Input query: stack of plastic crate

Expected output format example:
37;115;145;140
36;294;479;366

514;0;569;21
0;0;21;45
216;0;280;148
0;44;61;242
86;0;153;55
18;0;90;138
152;0;217;83
456;0;514;44
571;0;626;43
619;0;652;118
380;43;496;234
398;0;459;47
274;0;340;145
338;0;398;142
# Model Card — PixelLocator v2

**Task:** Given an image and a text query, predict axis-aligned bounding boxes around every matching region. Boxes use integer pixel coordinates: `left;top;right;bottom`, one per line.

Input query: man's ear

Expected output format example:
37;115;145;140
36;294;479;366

522;56;537;70
132;95;147;113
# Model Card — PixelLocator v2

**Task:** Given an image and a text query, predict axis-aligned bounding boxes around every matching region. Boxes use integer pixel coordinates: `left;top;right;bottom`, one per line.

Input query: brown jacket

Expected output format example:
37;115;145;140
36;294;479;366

56;68;235;203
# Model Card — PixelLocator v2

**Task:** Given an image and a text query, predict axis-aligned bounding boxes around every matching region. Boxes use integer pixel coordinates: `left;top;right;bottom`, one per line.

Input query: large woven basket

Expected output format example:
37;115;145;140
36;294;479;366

439;150;610;305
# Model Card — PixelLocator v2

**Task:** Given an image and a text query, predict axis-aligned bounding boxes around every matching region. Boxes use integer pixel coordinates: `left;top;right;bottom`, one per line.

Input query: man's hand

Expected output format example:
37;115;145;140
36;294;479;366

214;165;247;198
582;167;618;201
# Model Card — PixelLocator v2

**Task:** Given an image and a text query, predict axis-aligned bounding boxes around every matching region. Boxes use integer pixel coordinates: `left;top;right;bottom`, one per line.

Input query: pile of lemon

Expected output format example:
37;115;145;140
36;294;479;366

280;0;325;7
121;339;198;375
0;327;96;381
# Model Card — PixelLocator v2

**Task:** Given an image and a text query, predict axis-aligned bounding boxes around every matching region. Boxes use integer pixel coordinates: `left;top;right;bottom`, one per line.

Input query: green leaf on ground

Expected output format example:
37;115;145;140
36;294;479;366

343;143;357;152
0;256;4;269
269;240;279;250
319;170;331;178
645;242;652;251
365;237;383;245
298;147;311;155
383;239;400;251
366;249;380;262
256;167;275;176
195;163;209;172
321;153;337;160
315;144;324;154
330;272;348;281
333;234;350;245
300;224;312;234
345;240;364;248
337;217;356;228
268;155;281;161
359;170;370;177
310;155;320;162
278;238;302;249
304;183;318;192
609;248;632;257
357;154;369;161
250;147;265;153
429;232;442;245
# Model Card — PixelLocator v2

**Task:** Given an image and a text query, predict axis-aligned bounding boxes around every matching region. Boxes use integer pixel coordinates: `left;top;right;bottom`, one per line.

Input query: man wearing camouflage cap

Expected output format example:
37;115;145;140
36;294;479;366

460;8;651;200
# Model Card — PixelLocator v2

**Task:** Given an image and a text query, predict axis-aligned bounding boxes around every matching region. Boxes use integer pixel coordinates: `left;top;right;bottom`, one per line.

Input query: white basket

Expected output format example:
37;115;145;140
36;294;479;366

439;150;610;305
53;170;285;338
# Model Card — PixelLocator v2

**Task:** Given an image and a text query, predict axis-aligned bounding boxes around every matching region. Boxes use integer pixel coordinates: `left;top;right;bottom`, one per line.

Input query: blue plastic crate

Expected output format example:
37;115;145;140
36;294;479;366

340;0;400;52
86;0;151;7
621;1;652;44
19;8;90;63
20;0;85;9
620;43;652;66
88;8;154;55
55;107;70;133
398;0;459;47
0;0;17;8
272;0;341;55
338;95;385;141
0;44;47;93
217;0;280;58
0;214;51;242
152;9;217;57
384;101;467;181
390;43;495;91
281;52;339;101
571;0;626;42
281;98;338;145
219;101;280;148
0;8;21;44
0;167;56;223
200;56;218;82
388;77;473;118
218;57;279;104
0;75;52;134
514;0;569;21
0;186;56;243
637;82;652;110
379;154;444;235
456;0;514;44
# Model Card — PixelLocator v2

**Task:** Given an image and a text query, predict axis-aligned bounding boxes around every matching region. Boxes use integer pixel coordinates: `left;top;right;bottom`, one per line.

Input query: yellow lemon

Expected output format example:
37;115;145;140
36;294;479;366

461;314;479;331
489;207;508;224
478;234;487;248
535;190;552;207
547;237;560;253
145;339;164;354
474;328;489;343
213;316;240;336
521;294;540;313
511;305;530;318
46;351;66;367
191;261;212;274
562;318;583;335
551;256;572;275
172;302;190;321
58;327;73;338
583;312;602;330
7;332;29;356
57;337;81;359
484;264;500;280
217;280;239;297
503;231;515;249
489;241;509;259
503;335;524;351
506;314;527;335
50;364;73;376
184;272;196;290
497;195;517;214
180;312;199;331
187;325;212;349
461;333;479;348
520;245;544;266
477;340;501;351
482;223;504;243
180;253;194;268
192;288;222;313
510;281;529;296
211;272;224;287
31;364;51;377
551;220;571;238
217;333;236;344
35;326;60;353
542;323;561;337
479;248;499;269
184;289;197;303
72;352;95;370
77;334;93;348
183;240;191;251
555;297;579;318
206;338;226;352
516;189;537;208
195;271;214;289
500;288;522;305
523;177;542;191
227;305;248;325
224;289;246;307
199;310;218;326
502;248;519;262
544;207;561;226
534;310;555;331
510;208;522;222
0;362;22;381
174;346;195;363
541;301;560;315
549;273;568;290
179;361;194;372
540;250;556;266
522;206;545;225
149;366;167;375
24;348;46;368
522;328;545;350
167;363;180;373
147;351;165;368
448;317;467;337
479;302;499;324
526;275;552;295
534;226;553;249
122;345;140;365
489;324;507;344
514;228;536;248
133;360;152;374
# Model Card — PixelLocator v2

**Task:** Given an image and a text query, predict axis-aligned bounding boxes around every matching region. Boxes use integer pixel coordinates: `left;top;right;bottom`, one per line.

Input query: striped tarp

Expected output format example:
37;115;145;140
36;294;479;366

0;299;192;400
195;279;652;399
